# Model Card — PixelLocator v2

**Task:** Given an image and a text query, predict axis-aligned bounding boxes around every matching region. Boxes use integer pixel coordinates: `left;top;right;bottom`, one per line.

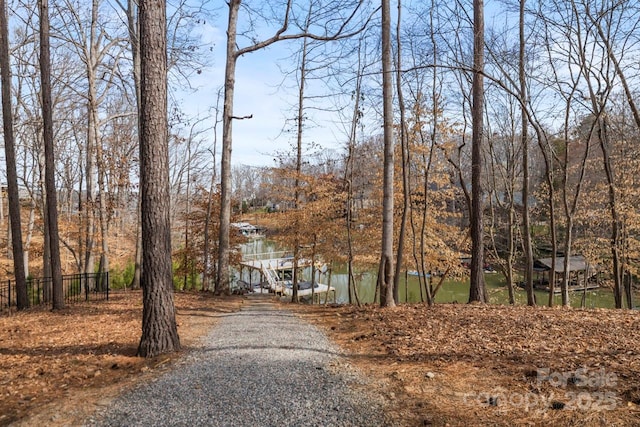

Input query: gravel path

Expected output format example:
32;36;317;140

87;295;395;427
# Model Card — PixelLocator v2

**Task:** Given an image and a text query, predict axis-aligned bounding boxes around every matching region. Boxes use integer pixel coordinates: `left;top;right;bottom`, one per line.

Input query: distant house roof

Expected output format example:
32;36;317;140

534;255;591;273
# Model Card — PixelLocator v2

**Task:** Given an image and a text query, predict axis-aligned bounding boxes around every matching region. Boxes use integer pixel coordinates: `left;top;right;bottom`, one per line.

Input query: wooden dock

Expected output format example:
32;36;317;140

238;256;336;302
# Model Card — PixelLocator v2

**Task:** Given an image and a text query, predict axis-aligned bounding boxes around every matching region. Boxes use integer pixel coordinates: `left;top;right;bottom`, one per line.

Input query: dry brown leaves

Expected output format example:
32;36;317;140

4;290;640;427
0;291;244;426
291;302;640;427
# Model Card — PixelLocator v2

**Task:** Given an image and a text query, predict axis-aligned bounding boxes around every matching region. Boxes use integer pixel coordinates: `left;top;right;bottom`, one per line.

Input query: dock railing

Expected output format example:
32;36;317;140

242;251;290;262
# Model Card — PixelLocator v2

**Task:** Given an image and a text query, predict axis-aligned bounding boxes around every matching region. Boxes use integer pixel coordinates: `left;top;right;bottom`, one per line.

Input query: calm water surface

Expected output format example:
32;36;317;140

238;239;619;309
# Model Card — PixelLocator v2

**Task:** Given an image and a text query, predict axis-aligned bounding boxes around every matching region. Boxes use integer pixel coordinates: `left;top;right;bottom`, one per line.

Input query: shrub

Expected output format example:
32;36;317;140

110;261;136;290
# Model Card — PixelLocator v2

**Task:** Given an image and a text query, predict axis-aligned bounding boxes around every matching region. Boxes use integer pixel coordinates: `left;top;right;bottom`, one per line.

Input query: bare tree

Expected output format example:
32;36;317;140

484;96;520;305
393;0;409;304
469;0;487;303
168;116;212;290
56;0;128;280
519;0;535;306
39;0;64;309
342;33;368;307
378;0;395;307
0;0;27;309
290;9;313;303
584;1;638;309
121;0;143;290
202;91;222;292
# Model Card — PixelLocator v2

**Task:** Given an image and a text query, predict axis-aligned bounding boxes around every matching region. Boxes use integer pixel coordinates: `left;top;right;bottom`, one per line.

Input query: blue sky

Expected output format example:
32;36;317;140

181;16;349;168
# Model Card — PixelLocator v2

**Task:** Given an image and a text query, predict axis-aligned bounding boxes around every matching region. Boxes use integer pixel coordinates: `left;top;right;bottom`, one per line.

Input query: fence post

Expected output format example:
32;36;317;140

85;273;89;302
106;271;109;301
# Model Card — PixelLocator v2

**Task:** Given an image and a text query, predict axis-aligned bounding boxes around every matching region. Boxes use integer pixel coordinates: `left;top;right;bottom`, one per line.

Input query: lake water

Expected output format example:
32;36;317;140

238;239;619;309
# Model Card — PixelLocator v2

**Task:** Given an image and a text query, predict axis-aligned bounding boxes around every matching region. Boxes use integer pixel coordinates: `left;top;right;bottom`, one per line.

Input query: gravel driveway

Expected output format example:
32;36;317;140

87;295;395;427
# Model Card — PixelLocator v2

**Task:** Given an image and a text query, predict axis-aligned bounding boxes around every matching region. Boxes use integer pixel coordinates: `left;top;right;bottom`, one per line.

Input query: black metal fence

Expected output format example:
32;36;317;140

0;272;109;315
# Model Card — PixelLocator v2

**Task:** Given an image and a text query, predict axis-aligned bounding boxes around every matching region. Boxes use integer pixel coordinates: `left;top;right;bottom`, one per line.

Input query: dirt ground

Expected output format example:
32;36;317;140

2;292;640;426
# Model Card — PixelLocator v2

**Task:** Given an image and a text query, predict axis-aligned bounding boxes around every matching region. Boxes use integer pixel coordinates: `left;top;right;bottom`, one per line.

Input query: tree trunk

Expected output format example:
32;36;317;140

292;250;300;303
599;117;624;308
84;90;96;276
469;0;487;303
130;197;142;289
410;2;439;307
291;19;311;304
39;0;64;310
97;163;109;280
344;34;365;307
378;0;395;308
545;142;558;307
507;202;516;304
0;0;27;309
95;71;109;282
0;175;3;223
24;203;36;279
182;137;192;291
37;152;52;302
561;222;574;306
137;0;180;358
82;2;98;276
202;149;216;292
520;0;535;306
216;0;241;296
393;0;408;305
126;0;142;290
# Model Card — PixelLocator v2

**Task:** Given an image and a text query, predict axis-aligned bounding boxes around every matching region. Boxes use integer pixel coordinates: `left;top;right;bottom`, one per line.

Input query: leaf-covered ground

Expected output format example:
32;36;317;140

291;302;640;426
2;292;640;426
0;291;244;426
